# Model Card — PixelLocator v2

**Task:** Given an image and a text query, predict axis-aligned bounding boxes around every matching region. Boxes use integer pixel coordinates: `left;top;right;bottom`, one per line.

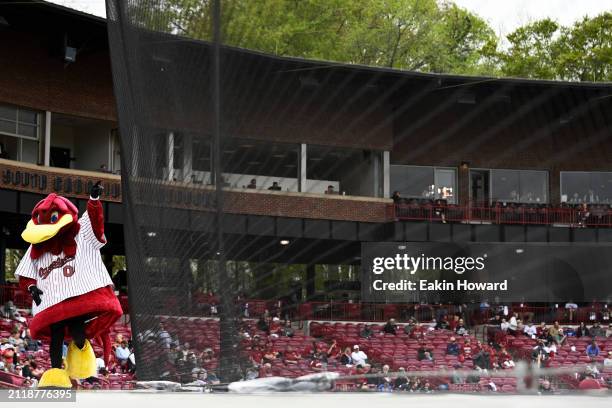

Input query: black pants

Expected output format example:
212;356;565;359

49;317;86;369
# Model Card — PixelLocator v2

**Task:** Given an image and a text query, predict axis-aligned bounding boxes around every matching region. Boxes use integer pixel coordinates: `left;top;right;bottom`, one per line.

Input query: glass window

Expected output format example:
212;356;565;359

192;137;211;172
561;172;612;204
390;165;457;203
491;169;547;203
0;104;40;140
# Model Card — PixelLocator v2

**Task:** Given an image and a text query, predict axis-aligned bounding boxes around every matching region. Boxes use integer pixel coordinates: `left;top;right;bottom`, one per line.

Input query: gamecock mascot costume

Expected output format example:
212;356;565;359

14;182;122;388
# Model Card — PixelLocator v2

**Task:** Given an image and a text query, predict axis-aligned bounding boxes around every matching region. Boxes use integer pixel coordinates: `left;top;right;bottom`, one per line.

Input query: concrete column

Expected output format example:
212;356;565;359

299;143;307;192
183;133;193;183
383;151;390;198
44;111;51;166
167;132;174;181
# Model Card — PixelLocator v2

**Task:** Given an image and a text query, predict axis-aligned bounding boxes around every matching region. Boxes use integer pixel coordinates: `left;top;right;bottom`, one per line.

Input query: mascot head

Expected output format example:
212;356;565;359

22;193;80;259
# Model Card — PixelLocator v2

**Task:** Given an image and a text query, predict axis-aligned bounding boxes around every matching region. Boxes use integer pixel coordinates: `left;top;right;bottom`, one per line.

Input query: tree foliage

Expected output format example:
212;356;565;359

133;1;611;82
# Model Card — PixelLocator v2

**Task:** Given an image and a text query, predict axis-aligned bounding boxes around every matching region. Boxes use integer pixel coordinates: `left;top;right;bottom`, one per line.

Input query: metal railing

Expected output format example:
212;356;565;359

394;203;612;227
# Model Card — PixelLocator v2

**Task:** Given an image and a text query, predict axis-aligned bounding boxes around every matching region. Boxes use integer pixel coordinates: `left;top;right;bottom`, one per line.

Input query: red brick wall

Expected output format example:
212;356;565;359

224;190;393;222
0;30;116;121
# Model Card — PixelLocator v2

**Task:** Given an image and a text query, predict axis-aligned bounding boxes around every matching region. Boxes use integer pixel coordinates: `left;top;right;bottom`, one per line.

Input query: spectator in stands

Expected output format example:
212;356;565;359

392;191;402;203
500;318;510;332
523;321;537;339
360;324;374;339
403;318;417;336
383;318;397;335
548;321;566;345
281;320;294;337
586;340;600;359
268;181;282;191
390;367;407;390
269;317;282;337
256;316;269;333
589;321;605;338
417;343;434;361
604;351;612;367
115;340;131;367
576;322;590;337
284;346;300;365
340;347;353;366
351;345;368;368
309;350;327;371
446;337;460;356
259;362;274;377
498;346;515;369
539;379;554;394
262;343;280;363
435;315;450;330
327;340;341;359
157;323;172;348
247;179;257;189
473;347;491;371
324;185;338;195
8;331;25;352
20;328;38;352
508;312;519;335
537;322;549;340
454;318;468;336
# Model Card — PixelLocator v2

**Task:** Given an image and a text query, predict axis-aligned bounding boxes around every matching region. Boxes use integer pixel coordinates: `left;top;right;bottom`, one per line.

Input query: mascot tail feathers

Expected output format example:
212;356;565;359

65;339;97;379
38;368;72;388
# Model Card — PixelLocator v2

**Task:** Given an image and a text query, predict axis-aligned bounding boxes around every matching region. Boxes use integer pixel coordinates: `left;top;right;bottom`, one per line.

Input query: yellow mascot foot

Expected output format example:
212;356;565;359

38;368;72;388
65;339;97;380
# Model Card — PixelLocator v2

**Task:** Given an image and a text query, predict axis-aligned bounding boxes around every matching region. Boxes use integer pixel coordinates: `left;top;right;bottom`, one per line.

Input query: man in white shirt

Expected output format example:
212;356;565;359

351;345;368;367
524;322;537;338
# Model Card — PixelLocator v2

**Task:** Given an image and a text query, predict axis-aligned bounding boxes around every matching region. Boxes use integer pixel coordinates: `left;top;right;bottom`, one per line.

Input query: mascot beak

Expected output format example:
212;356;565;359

21;214;74;244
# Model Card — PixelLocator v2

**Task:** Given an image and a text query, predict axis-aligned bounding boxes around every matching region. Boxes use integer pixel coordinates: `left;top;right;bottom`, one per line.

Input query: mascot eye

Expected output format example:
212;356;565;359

50;211;59;223
36;214;40;224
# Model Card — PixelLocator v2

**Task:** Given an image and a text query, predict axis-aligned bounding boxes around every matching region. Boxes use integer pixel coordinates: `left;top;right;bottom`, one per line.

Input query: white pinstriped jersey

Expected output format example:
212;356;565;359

14;211;114;315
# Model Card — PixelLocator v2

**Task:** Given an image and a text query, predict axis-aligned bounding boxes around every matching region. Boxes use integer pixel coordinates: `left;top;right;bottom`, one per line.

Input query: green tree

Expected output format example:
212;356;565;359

500;18;560;79
555;12;612;82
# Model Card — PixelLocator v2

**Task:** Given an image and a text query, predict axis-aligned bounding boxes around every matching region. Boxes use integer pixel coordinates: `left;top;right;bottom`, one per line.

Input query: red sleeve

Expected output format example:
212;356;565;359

18;276;36;292
87;199;106;243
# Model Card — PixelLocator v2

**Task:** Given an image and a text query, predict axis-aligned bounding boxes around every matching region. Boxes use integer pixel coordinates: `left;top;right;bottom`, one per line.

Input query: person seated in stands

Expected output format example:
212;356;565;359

417;343;434;361
383;318;397;335
531;339;549;368
500;318;510;332
604;351;612;367
280;320;294;337
309;350;328;371
247;178;257;189
269;317;282;337
284;346;300;365
473;346;492;371
324;185;336;195
392;191;402;203
446;337;460;356
507;312;519;335
576;321;590;338
268;181;282;191
340;347;353;366
256;316;269;333
523;321;537;339
458;338;474;363
548;321;566;345
536;322;549;340
435;315;450;330
8;331;25;353
454;318;468;335
157;323;173;348
378;364;393;391
351;345;368;367
539;379;554;394
394;367;409;390
360;324;374;338
115;340;131;368
589;321;606;338
498;346;515;369
326;339;341;359
262;343;280;363
586;339;600;359
249;344;264;365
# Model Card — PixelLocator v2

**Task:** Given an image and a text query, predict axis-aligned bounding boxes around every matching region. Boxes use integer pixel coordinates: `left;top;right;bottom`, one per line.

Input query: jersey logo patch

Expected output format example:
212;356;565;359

38;256;75;279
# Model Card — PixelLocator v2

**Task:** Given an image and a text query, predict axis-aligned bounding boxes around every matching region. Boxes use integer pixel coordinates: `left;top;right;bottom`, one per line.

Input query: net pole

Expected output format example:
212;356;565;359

212;0;239;382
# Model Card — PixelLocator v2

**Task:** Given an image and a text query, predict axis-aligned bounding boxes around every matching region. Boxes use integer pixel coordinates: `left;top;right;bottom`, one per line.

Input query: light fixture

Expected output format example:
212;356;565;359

280;239;290;246
515;248;524;254
146;231;157;237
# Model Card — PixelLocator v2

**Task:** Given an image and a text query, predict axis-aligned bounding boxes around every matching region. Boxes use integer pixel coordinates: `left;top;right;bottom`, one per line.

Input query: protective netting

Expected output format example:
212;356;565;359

104;0;612;390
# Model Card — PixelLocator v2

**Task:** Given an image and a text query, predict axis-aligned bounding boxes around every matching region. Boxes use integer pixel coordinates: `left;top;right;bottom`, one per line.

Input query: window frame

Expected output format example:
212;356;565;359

390;164;458;203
